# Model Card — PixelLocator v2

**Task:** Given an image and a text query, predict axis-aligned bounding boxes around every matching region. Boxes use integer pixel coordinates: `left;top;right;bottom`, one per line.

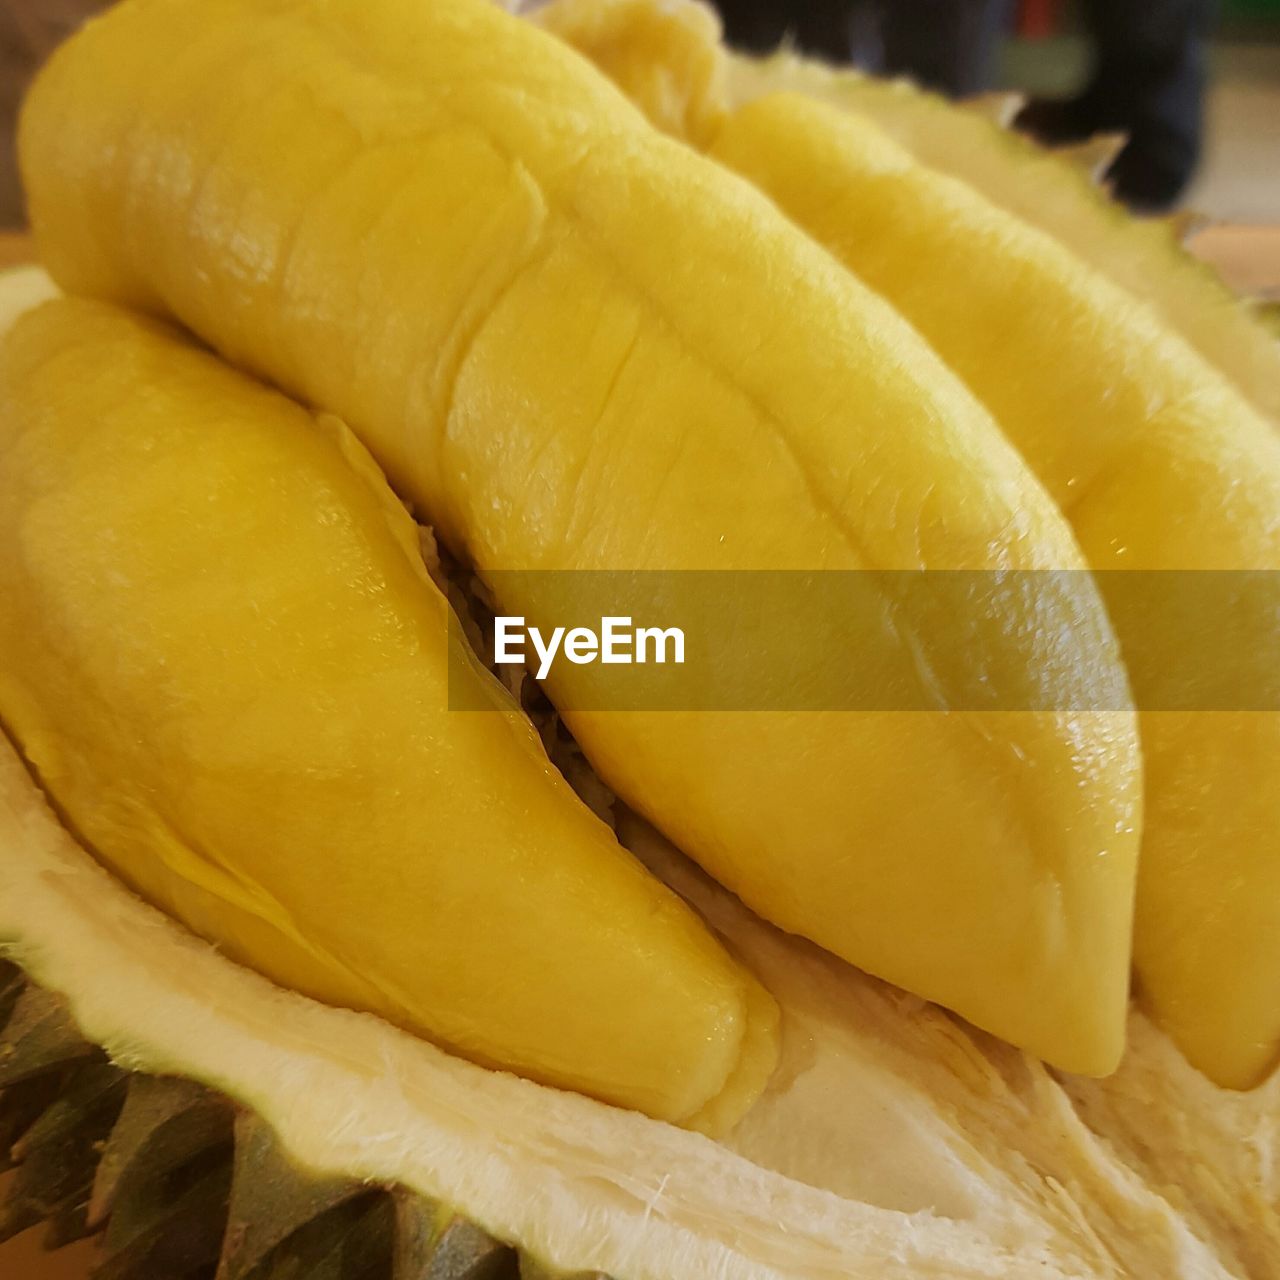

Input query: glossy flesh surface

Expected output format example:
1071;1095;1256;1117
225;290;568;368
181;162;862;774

0;294;776;1126
21;0;1141;1072
713;92;1280;1087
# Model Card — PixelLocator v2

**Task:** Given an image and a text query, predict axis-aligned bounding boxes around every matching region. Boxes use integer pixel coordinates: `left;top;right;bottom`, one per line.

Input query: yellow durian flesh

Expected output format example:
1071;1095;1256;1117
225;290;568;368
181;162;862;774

536;0;730;146
710;92;1280;1089
724;48;1280;434
20;0;1142;1074
0;291;779;1129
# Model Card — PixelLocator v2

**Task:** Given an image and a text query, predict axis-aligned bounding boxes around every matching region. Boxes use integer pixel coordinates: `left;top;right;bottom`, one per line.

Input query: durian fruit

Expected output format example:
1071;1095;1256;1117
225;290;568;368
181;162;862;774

0;277;778;1131
18;0;1144;1075
535;0;731;142
2;663;1279;1279
539;0;1280;1092
0;288;1271;1272
722;48;1280;431
526;0;730;145
706;92;1280;1091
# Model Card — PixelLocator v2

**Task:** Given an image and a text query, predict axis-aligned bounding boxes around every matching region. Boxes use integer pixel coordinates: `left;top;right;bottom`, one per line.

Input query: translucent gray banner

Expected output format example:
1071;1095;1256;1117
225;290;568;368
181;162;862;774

446;570;1280;712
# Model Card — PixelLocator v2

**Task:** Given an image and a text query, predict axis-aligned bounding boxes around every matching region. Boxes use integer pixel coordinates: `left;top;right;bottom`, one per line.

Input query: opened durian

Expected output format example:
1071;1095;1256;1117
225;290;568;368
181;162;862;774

0;0;1275;1277
18;0;1143;1076
539;0;1280;1093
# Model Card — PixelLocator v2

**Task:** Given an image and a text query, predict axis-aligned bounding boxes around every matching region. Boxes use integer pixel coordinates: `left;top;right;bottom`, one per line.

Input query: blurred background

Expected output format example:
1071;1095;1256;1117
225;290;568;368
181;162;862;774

714;0;1280;217
1000;3;1278;221
0;0;1276;225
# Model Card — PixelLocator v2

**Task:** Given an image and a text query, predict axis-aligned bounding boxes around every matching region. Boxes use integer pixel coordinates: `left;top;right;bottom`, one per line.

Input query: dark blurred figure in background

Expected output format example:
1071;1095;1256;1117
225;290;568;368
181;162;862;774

1017;0;1216;210
873;0;1011;97
714;0;1214;211
0;0;1216;221
0;0;110;225
715;0;1010;95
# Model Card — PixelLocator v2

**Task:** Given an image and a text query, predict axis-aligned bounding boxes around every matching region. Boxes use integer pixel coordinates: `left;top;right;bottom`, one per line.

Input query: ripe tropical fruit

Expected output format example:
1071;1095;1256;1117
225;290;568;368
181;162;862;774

707;94;1280;1092
0;280;778;1130
19;0;1142;1075
540;0;1280;1092
539;0;1279;426
538;0;731;145
723;51;1280;432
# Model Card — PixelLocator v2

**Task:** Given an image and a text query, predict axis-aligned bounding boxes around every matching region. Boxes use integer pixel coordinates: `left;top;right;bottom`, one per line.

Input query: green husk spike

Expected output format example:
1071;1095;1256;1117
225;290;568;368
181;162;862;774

0;979;100;1087
394;1194;518;1280
240;1190;394;1280
0;961;618;1280
0;1059;127;1245
92;1074;236;1277
0;1072;63;1172
217;1112;372;1280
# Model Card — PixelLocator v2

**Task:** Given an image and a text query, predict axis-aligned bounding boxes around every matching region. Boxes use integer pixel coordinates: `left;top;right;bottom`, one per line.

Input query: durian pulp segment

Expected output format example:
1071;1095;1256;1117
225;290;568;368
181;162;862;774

19;0;1143;1077
0;276;777;1129
708;92;1280;1091
724;48;1280;430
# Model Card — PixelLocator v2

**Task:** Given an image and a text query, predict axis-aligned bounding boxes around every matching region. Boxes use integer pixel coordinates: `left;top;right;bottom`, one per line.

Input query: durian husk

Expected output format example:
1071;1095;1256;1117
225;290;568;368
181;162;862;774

0;963;571;1280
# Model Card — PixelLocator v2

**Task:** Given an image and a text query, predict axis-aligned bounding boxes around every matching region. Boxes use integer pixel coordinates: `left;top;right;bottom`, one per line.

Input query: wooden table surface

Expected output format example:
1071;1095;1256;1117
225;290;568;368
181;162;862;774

0;219;1276;1280
0;231;35;267
1189;224;1280;299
